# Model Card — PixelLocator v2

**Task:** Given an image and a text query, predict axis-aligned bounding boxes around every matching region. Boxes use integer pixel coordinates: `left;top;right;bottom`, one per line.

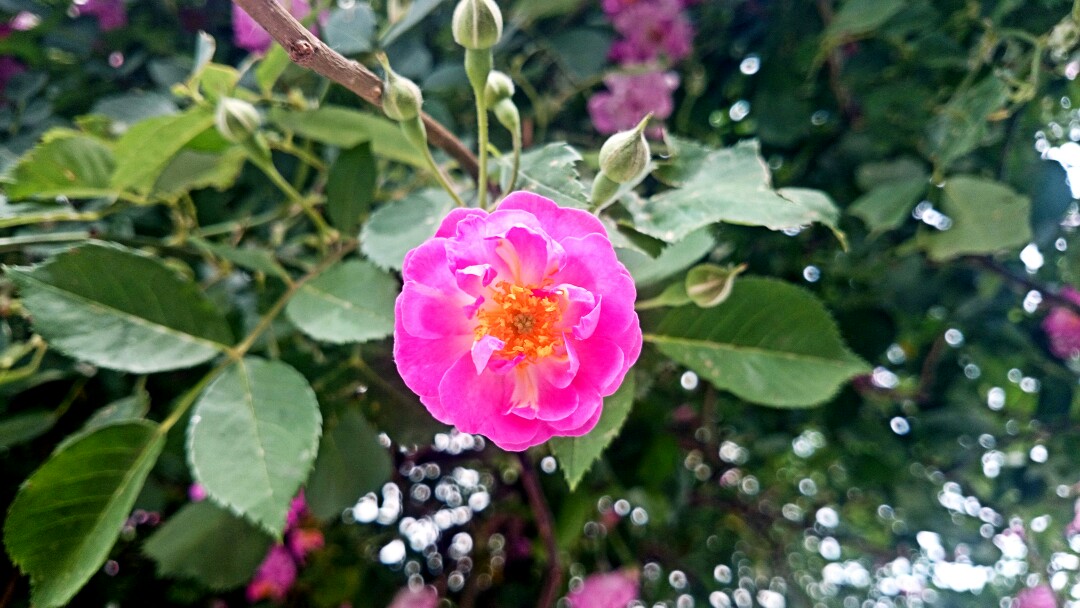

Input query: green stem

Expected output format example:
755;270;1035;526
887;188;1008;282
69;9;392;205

246;145;336;245
401;118;466;207
195;209;284;238
509;125;521;193
466;49;493;208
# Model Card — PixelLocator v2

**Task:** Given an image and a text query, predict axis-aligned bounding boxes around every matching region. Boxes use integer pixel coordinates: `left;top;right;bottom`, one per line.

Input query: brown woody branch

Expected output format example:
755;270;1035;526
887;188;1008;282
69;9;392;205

517;453;562;608
231;0;480;180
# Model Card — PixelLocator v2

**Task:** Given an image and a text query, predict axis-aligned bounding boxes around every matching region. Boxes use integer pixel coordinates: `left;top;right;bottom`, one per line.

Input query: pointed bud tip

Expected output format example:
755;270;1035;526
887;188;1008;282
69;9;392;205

597;116;652;184
379;57;423;122
452;0;503;50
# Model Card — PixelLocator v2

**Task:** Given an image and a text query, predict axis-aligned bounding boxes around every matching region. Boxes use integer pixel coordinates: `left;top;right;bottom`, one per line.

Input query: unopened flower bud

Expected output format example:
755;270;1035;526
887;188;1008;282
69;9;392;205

484;71;515;107
598;113;651;184
378;54;423;122
452;0;503;50
214;97;261;143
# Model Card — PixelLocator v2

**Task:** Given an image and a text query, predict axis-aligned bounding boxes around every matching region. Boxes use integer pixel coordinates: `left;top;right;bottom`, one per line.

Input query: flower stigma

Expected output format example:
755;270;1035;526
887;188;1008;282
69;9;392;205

474;281;564;365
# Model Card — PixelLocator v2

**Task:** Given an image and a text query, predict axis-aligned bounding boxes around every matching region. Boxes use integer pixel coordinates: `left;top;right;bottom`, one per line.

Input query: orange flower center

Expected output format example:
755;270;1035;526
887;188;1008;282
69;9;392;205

475;281;564;364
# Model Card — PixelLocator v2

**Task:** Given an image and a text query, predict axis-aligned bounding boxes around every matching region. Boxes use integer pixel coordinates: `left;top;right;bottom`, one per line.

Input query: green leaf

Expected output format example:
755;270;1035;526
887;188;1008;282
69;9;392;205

928;77;1009;167
775;187;846;248
152;147;247;201
360;188;454;270
0;411;56;450
617;226;717;288
326;143;377;236
7;242;233;373
187;357;322;536
4;421;165;608
110;107;216;194
307;408;392;522
190;237;289;279
91;92;179;130
628;141;842;242
324;4;377;55
285;260;399;344
646;277;868;407
143;501;271;590
5;135;116;200
82;392;151;434
823;0;906;43
549;376;635;491
379;0;444;47
510;143;589;209
255;44;291;95
916;176;1032;261
849;177;926;233
268;106;425;167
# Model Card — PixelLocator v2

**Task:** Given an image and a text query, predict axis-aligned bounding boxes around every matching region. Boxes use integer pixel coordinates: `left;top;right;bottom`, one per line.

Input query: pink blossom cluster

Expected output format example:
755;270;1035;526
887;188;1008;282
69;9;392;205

190;486;323;604
246;493;325;603
73;0;127;31
1016;584;1057;608
0;11;36;96
1042;287;1080;360
588;0;695;135
566;569;639;608
386;585;439;608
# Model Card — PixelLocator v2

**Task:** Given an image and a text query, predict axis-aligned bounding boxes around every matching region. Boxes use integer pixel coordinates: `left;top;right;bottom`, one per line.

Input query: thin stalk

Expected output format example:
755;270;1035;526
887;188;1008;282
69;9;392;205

247;148;336;245
160;241;357;433
475;93;490;208
401;118;466;207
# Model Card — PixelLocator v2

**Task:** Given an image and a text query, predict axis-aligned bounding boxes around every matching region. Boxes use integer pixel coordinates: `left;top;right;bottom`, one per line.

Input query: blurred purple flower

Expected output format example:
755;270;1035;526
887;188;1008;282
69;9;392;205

608;0;693;64
287;528;324;562
386;586;439;608
232;0;311;54
246;545;297;603
76;0;127;32
188;483;207;502
587;70;679;135
10;11;39;31
0;56;25;96
566;569;639;608
1016;585;1057;608
1042;287;1080;359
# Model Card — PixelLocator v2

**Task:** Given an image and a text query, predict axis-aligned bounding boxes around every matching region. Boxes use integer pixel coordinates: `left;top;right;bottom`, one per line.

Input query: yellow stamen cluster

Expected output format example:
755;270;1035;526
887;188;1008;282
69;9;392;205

475;281;563;364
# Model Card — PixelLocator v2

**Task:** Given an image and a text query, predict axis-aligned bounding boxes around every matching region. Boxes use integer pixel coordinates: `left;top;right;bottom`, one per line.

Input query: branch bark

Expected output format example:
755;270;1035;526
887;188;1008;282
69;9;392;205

518;453;562;608
231;0;480;180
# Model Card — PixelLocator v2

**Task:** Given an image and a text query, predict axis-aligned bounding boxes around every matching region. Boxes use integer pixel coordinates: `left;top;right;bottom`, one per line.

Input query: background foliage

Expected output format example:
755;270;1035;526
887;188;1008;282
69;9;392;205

3;0;1080;606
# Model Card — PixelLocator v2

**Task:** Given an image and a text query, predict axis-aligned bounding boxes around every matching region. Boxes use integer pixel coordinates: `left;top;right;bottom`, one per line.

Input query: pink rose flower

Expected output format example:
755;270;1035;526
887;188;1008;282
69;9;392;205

387;586;439;608
608;0;693;64
75;0;127;31
567;569;640;608
393;192;642;451
1043;287;1080;359
588;70;680;135
246;545;297;603
232;0;311;54
1016;585;1057;608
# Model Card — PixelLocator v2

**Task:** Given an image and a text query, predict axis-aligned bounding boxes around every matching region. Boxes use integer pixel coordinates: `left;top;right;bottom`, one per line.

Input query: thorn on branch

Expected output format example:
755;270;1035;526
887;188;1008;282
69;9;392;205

289;38;315;63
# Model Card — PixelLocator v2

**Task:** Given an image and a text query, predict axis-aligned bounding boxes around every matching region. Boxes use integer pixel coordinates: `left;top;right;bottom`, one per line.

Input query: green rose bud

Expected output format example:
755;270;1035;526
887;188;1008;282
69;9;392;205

484;70;515;107
452;0;503;50
214;97;261;143
598;113;652;184
378;54;423;122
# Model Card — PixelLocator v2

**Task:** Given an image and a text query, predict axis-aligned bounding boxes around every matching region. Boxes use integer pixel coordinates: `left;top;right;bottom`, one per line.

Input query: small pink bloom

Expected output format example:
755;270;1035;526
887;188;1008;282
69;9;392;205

608;0;693;64
287;528;324;561
75;0;127;31
567;569;640;608
285;491;309;529
393;192;642;451
10;12;39;31
1043;288;1080;359
246;545;297;603
387;586;439;608
1016;585;1057;608
232;0;311;54
188;483;207;502
588;70;679;135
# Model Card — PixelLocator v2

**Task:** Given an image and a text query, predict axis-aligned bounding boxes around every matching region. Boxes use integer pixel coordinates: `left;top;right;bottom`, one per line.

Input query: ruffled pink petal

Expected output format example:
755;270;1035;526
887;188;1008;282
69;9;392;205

472;335;505;373
397;287;471;340
498;191;607;241
394;295;472;400
545;387;604;434
555;285;601;340
435;207;488;238
573;337;627;396
454;264;497;295
402;238;462;296
496;225;564;286
537;338;580;390
556;234;638;337
439;355;530;444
